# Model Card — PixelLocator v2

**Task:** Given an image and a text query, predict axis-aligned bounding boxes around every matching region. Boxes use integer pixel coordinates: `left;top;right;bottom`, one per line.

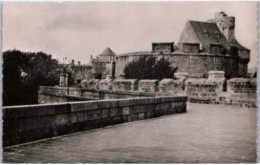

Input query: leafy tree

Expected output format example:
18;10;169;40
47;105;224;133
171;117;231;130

124;56;177;80
3;49;74;106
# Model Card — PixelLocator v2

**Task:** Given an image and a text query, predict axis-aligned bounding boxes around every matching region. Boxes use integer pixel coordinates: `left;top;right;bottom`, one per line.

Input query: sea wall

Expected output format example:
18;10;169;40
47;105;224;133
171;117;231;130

4;96;187;147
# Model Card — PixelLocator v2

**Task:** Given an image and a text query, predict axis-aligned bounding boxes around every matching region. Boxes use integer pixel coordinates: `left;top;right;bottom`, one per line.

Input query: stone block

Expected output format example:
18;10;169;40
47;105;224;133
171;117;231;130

75;112;85;123
128;114;138;122
54;104;70;114
87;110;102;120
113;79;138;92
155;104;161;111
208;71;225;79
138;79;159;92
146;111;154;119
122;107;130;115
175;72;188;80
118;99;132;107
101;109;109;118
138;113;145;120
131;105;146;114
70;102;85;112
3;106;28;119
55;114;70;125
70;114;78;123
97;101;110;109
110;100;120;108
31;105;57;117
112;116;123;124
84;101;98;110
110;108;122;117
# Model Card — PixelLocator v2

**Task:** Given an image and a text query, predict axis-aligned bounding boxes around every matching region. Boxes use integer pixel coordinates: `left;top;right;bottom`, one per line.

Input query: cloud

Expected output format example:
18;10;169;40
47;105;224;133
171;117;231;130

46;10;106;31
3;2;257;68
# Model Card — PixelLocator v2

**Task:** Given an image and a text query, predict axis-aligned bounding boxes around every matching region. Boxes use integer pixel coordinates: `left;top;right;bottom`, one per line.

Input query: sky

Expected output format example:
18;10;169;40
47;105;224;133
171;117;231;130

3;1;258;68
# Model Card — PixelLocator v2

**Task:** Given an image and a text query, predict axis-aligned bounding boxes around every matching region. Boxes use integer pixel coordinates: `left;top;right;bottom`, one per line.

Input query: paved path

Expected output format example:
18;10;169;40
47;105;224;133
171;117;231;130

3;103;256;163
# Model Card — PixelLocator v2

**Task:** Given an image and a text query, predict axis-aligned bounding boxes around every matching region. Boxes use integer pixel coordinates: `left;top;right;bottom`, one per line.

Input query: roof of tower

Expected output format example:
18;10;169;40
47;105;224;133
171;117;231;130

99;47;116;56
188;20;228;45
188;20;249;50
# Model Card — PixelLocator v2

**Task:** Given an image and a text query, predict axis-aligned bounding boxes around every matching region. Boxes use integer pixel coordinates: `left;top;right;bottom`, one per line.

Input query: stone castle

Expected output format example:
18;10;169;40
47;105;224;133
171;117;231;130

70;11;250;83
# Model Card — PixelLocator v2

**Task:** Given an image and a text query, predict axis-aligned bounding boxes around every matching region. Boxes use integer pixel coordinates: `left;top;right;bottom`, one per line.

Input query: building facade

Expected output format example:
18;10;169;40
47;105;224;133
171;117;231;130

115;12;250;78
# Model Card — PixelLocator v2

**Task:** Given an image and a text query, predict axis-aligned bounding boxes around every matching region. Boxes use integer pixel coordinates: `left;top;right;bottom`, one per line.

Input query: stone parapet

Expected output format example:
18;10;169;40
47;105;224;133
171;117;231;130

175;72;189;80
99;78;113;90
138;79;159;92
4;96;187;147
225;78;256;107
81;79;100;90
208;71;225;79
113;79;138;91
185;78;226;104
159;78;185;95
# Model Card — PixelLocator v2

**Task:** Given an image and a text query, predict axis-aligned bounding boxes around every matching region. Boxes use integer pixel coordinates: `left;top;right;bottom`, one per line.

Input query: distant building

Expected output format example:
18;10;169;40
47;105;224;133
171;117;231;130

69;47;117;84
115;12;250;78
70;60;92;84
91;47;117;79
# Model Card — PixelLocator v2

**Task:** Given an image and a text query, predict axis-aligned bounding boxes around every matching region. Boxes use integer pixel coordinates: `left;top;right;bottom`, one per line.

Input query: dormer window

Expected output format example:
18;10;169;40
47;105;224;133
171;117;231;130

210;44;222;55
183;43;200;53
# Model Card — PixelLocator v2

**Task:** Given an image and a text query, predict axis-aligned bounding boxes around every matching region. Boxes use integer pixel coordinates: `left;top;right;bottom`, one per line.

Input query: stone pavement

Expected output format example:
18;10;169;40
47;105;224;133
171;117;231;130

3;103;256;163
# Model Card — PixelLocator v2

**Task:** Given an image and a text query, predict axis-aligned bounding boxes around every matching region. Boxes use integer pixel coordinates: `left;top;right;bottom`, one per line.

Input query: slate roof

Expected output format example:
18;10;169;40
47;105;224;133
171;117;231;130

99;47;116;56
189;21;227;46
189;20;249;50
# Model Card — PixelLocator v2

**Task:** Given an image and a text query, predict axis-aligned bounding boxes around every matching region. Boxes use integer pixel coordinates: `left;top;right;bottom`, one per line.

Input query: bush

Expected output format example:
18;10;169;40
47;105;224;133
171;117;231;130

124;56;177;80
3;49;74;106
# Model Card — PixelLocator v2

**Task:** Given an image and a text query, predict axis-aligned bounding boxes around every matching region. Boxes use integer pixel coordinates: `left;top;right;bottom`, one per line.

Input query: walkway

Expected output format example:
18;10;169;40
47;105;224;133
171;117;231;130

3;103;257;163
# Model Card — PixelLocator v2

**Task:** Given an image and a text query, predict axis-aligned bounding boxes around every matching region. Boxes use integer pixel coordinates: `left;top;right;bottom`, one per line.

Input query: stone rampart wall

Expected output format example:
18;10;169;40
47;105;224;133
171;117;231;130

115;54;239;78
4;96;187;147
112;79;138;91
38;86;171;104
185;78;256;108
40;77;256;108
99;79;113;90
138;80;159;92
185;78;226;104
159;79;185;94
224;78;256;107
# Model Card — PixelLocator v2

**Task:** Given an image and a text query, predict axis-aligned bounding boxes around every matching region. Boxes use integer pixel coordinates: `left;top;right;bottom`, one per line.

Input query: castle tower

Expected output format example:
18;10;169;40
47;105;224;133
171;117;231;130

208;11;235;42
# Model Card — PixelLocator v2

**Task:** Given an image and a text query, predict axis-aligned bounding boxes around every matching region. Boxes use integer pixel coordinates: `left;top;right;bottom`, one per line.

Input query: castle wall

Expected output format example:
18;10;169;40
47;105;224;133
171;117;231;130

116;54;239;78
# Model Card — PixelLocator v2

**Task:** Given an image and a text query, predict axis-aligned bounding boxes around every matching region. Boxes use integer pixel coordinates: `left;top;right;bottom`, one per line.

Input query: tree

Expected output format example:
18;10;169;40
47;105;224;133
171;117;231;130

124;56;178;80
3;49;73;106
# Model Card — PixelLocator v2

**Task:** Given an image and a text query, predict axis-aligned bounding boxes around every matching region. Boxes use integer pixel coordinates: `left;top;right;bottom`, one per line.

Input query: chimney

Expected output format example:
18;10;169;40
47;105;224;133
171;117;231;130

208;12;235;42
71;59;75;66
78;61;81;65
